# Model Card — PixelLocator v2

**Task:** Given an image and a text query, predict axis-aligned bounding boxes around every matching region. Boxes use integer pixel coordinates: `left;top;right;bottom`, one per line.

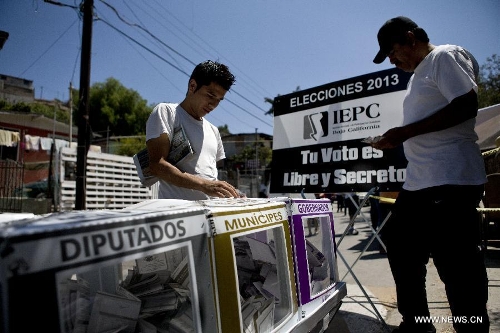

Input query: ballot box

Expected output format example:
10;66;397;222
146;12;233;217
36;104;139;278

0;201;216;333
202;198;299;333
269;197;347;329
0;213;35;224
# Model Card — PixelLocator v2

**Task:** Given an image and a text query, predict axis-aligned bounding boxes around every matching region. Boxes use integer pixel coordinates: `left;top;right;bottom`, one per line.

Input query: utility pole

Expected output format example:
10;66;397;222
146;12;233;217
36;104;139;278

255;128;259;176
75;0;94;210
255;128;258;197
69;82;73;144
0;30;9;50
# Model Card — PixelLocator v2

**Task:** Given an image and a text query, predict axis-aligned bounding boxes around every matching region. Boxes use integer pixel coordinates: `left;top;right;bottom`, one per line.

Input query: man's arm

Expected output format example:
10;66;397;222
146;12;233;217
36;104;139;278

147;134;239;198
372;89;478;150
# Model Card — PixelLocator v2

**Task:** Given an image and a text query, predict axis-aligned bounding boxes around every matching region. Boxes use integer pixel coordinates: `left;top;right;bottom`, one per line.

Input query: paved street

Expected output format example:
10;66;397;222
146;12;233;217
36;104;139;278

325;203;500;333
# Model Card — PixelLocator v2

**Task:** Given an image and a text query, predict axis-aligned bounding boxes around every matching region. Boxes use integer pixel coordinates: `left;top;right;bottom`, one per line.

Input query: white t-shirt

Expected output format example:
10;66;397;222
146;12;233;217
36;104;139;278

402;44;486;190
146;103;225;200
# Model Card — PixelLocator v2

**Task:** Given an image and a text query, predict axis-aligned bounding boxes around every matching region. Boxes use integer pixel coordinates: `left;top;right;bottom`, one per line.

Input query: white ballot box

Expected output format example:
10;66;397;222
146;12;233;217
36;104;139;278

202;198;299;333
0;201;215;333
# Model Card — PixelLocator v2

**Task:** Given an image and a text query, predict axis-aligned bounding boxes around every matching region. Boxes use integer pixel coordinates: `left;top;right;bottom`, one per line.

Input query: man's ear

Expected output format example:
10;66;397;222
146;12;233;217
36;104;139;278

406;31;416;46
188;79;197;93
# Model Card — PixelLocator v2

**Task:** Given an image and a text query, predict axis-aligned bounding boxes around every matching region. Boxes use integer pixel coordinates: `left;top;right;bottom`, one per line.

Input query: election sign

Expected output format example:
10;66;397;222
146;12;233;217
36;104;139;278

270;68;412;193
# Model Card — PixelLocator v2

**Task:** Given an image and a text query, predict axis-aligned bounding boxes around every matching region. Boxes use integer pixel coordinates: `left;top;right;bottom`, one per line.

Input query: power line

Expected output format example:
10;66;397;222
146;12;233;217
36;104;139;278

120;0;186;71
98;1;267;116
99;0;196;67
32;0;273;131
96;15;272;128
97;18;190;76
225;99;272;128
43;0;79;9
149;0;273;101
19;18;79;76
122;0;270;115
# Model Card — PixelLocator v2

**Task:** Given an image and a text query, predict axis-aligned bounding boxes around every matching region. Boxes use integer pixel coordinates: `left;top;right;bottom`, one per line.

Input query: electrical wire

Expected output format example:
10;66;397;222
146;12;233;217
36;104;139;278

98;17;272;128
99;0;196;67
120;0;184;71
149;0;273;100
36;0;272;131
120;0;271;114
95;4;273;128
43;0;79;9
97;18;190;77
95;3;189;82
36;0;271;131
19;18;79;76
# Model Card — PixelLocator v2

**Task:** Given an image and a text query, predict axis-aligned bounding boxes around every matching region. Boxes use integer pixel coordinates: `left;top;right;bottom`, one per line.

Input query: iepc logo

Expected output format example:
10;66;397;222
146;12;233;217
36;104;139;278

304;111;329;141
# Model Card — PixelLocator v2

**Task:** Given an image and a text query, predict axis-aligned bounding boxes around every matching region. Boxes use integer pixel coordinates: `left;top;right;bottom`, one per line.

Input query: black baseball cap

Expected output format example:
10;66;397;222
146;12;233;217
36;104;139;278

373;16;418;64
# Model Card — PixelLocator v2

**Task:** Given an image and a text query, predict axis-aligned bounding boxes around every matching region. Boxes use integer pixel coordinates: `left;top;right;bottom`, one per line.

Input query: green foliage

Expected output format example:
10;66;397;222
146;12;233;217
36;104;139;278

0;77;156;157
232;140;272;167
264;86;300;116
257;144;272;166
74;77;151;137
32;103;70;123
264;97;275;116
218;124;231;136
116;137;146;157
7;101;31;113
478;54;500;108
0;100;70;122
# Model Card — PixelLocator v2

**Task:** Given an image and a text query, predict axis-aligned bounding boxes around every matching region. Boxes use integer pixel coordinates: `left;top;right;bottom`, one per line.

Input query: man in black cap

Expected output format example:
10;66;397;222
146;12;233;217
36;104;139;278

369;17;489;333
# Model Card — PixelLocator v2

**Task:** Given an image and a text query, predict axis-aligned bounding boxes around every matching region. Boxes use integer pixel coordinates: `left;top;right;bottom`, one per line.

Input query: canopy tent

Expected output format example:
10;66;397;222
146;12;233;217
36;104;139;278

476;103;500;151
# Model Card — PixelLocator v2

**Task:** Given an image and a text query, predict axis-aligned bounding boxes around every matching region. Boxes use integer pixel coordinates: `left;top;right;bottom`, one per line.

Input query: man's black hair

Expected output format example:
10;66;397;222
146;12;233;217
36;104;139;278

190;60;236;91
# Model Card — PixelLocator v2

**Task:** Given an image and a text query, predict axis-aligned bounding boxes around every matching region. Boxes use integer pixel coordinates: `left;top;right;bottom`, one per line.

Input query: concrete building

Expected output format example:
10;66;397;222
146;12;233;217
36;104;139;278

220;132;273;197
0;74;35;104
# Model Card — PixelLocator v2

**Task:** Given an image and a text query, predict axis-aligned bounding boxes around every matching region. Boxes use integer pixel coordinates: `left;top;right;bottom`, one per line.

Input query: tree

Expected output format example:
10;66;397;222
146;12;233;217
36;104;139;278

218;124;231;136
264;97;275;116
116;137;145;157
478;54;500;108
1;100;70;123
231;140;272;169
31;101;70;123
264;86;300;116
75;77;151;138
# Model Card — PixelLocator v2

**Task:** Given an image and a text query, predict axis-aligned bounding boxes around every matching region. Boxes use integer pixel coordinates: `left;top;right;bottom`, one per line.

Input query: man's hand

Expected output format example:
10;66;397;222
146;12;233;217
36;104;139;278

368;89;478;150
202;180;242;198
370;127;408;150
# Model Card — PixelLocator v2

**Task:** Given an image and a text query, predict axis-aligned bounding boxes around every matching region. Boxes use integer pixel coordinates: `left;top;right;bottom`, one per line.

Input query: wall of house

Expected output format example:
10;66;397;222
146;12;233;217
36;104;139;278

1;112;77;184
0;74;35;104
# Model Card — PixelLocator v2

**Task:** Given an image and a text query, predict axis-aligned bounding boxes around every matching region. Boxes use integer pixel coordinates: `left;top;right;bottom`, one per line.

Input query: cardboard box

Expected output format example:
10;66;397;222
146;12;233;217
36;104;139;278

0;198;346;332
270;197;347;329
0;202;215;333
202;198;299;333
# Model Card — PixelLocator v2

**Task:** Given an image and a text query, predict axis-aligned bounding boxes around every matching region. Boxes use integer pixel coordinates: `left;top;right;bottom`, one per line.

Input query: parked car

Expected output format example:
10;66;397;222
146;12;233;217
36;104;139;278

14;179;52;199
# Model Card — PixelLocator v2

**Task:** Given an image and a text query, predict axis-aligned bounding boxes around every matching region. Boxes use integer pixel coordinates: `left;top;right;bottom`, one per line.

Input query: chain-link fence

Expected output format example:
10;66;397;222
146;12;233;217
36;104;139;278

0;159;24;212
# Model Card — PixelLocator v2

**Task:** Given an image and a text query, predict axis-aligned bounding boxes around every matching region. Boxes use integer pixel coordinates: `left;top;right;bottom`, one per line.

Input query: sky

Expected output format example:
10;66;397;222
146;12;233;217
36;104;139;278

1;0;499;136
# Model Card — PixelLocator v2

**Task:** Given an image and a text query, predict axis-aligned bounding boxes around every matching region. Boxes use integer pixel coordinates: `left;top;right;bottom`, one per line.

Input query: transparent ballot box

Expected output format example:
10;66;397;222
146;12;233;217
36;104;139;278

272;197;347;330
204;199;298;333
0;205;216;333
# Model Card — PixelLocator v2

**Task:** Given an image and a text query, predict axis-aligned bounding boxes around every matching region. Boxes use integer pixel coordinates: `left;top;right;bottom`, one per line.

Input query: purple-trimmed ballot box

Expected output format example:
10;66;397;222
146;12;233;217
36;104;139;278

270;197;346;324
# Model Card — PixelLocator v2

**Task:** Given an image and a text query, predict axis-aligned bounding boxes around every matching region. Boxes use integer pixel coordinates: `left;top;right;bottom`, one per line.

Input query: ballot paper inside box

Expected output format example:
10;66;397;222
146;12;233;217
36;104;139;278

204;200;299;333
0;206;216;333
123;198;201;211
286;199;341;313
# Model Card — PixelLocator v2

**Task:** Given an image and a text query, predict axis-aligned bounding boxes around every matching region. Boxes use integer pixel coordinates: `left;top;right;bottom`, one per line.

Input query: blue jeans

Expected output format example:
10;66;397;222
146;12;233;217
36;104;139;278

384;185;489;333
